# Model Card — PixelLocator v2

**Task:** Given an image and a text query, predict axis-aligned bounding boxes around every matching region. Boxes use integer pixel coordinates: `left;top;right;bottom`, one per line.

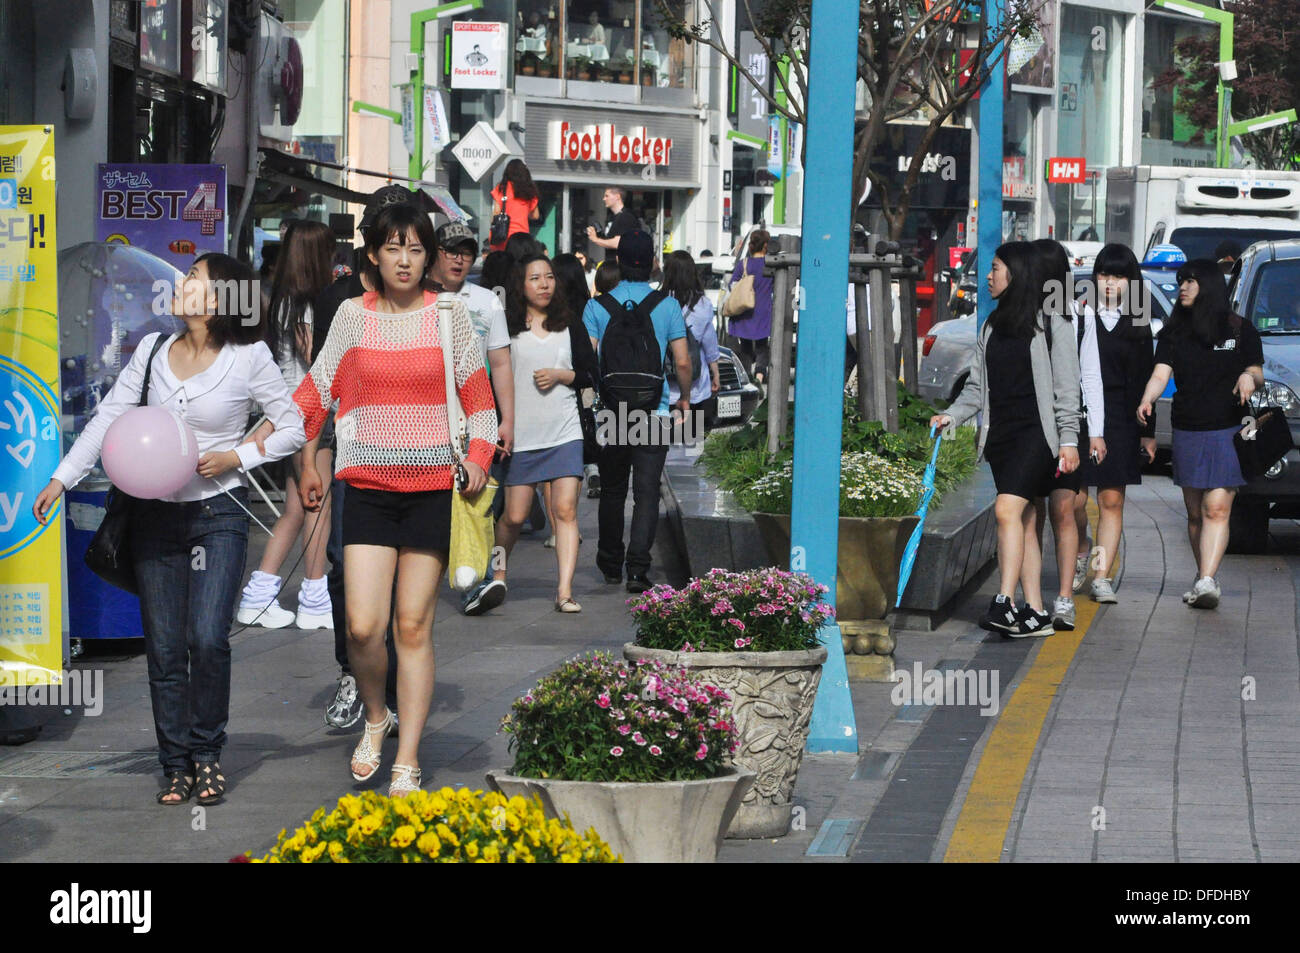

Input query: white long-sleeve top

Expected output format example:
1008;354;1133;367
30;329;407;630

53;331;306;502
1073;302;1111;438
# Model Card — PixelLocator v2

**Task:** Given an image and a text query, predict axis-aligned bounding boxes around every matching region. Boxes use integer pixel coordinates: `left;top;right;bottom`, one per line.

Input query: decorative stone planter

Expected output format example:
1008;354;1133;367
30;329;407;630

622;643;827;838
750;513;918;622
485;766;754;863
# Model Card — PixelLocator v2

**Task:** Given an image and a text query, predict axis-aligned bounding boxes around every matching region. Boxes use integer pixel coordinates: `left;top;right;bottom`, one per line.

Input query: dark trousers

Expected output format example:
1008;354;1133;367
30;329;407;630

596;438;669;578
327;478;397;704
133;490;249;772
731;336;770;380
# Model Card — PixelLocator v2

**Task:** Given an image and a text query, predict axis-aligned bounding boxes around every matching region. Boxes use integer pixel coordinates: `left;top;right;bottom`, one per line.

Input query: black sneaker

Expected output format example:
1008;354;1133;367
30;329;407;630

1011;605;1055;639
979;594;1021;633
462;579;506;616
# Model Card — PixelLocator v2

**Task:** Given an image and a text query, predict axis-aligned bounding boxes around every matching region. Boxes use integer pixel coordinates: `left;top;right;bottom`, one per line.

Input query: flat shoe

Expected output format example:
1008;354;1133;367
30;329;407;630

555;597;582;613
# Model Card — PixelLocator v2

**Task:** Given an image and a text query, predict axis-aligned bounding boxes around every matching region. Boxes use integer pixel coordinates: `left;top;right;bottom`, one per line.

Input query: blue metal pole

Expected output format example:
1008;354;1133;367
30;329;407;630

977;0;1006;329
796;0;859;754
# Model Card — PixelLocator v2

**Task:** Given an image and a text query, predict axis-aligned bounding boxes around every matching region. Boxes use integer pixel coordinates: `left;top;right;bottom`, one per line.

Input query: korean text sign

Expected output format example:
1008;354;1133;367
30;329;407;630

0;126;63;687
94;163;227;273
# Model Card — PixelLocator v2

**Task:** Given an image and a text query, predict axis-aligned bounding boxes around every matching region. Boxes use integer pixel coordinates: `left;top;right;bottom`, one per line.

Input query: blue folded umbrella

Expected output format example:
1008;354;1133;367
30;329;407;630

896;426;943;608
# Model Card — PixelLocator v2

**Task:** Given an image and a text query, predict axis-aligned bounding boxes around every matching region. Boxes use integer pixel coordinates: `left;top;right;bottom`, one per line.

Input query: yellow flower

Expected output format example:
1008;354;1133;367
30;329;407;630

464;840;479;859
339;795;364;820
300;842;327;863
328;841;345;863
482;843;500;863
390;825;417;849
358;812;384;836
416;831;441;857
434;823;459;848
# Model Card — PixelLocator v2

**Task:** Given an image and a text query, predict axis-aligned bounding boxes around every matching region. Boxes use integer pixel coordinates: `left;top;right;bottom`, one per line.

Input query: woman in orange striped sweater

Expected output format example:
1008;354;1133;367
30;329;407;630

294;204;497;796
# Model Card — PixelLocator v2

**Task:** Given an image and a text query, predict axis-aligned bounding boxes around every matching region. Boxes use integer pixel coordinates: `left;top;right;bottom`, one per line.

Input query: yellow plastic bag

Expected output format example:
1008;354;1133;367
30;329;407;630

448;478;498;592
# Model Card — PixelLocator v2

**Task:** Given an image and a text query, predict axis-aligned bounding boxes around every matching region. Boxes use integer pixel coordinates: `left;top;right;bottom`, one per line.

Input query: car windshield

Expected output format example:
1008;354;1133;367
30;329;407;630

1245;259;1300;334
1169;226;1300;262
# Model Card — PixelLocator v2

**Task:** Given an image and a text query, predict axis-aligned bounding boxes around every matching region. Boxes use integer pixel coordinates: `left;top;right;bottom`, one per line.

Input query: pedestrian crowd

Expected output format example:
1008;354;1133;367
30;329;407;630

31;173;716;806
932;238;1265;637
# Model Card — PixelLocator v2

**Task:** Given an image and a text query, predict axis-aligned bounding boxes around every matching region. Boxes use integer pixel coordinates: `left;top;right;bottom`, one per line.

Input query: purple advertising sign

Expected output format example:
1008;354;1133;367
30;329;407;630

94;163;227;272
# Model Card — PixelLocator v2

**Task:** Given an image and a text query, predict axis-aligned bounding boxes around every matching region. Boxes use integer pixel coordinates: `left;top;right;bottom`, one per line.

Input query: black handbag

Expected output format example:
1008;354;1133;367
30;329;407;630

83;334;168;594
1234;405;1295;481
489;212;511;247
579;398;600;465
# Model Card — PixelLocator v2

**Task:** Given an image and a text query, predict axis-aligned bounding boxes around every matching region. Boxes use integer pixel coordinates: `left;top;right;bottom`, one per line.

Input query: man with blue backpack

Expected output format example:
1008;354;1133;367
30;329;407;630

584;230;693;593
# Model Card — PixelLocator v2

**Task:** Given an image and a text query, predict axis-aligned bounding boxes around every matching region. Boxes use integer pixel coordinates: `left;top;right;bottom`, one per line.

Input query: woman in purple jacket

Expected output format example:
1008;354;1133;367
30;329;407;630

728;229;774;382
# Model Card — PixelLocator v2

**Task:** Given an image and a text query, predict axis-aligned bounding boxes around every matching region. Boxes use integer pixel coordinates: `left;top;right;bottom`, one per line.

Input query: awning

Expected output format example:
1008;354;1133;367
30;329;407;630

257;148;473;221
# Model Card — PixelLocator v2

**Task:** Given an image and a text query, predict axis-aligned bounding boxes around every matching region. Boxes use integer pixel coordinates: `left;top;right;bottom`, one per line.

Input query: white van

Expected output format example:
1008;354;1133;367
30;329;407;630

1105;166;1300;260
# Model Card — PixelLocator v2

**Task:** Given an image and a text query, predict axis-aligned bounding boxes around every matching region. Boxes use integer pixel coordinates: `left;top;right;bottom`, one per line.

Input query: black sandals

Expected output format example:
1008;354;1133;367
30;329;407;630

157;770;194;805
193;762;226;805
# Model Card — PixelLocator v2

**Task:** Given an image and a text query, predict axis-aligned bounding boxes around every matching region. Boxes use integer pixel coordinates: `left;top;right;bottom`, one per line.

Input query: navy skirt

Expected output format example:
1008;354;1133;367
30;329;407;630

504;439;585;486
1171;427;1246;489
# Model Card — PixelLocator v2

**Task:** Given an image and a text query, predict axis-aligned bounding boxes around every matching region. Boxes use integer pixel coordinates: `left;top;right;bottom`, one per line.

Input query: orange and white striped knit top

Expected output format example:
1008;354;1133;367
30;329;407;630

293;290;497;492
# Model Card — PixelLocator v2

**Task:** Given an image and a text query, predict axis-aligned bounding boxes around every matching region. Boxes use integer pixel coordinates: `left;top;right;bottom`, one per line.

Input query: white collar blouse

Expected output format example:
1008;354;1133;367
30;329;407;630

53;331;306;502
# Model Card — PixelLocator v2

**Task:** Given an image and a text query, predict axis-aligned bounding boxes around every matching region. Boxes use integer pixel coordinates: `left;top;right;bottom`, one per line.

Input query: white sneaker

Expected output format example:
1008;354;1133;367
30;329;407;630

296;576;333;630
1052;596;1076;631
1090;577;1117;604
236;600;296;628
1188;576;1221;610
1072;553;1090;593
295;608;334;630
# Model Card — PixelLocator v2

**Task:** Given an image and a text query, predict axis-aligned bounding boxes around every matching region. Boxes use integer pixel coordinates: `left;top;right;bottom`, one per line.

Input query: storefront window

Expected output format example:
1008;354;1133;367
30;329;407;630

559;1;693;92
1055;5;1126;239
516;2;559;79
1142;11;1216;168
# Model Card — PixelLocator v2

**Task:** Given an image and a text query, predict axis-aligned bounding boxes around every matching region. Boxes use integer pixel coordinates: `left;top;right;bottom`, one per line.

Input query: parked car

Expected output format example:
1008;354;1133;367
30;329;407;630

708;344;762;428
918;268;1175;410
1224;239;1300;551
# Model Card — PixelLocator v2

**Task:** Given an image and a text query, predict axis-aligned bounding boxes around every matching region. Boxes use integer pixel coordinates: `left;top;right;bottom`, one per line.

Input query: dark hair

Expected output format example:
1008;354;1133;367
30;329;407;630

360;204;435;297
267;220;335;365
477;250;515;300
1090;243;1149;340
607;186;629;207
550;252;590;318
1169;258;1234;347
193;253;263;347
748;229;770;257
1031;238;1071;323
594;259;621;294
662;250;704;313
506;254;572;337
1214;239;1242;261
498;158;538;202
987;241;1042;340
504;232;542;262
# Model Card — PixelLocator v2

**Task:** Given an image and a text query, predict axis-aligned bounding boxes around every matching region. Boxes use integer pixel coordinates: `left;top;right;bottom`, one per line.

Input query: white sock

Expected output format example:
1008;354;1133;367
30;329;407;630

298;576;332;613
240;571;282;607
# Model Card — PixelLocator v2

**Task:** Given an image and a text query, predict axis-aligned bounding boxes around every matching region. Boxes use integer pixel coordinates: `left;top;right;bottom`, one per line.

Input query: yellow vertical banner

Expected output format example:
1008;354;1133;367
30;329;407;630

0;125;62;688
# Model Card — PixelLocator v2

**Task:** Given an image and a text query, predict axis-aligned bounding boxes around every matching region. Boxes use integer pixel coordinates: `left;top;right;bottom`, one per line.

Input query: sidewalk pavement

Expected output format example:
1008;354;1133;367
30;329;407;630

3;468;1299;862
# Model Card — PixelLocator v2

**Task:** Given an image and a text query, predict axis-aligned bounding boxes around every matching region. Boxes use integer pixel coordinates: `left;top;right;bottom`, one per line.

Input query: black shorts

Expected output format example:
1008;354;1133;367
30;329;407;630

342;486;451;551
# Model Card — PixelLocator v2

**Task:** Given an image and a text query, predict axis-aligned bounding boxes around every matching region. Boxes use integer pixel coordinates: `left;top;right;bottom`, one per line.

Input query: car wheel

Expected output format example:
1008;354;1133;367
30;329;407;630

1227;499;1270;555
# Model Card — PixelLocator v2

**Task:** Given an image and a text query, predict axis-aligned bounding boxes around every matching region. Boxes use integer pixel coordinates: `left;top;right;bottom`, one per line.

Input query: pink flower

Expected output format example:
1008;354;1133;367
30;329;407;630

617;723;632;736
666;730;679;739
694;742;709;761
672;698;689;714
610;746;624;757
632;732;648;746
597;693;611;709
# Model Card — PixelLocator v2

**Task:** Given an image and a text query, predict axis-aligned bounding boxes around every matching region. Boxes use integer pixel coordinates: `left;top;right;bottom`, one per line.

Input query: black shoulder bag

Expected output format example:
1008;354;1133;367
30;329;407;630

84;333;169;594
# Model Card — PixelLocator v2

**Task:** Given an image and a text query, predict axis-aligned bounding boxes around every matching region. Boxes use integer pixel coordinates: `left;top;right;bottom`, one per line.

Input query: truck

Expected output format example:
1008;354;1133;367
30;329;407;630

1105;166;1300;261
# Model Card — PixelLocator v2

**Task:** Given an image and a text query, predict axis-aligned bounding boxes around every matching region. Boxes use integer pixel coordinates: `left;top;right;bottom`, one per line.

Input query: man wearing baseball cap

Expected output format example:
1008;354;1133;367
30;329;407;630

432;220;517;616
582;230;692;593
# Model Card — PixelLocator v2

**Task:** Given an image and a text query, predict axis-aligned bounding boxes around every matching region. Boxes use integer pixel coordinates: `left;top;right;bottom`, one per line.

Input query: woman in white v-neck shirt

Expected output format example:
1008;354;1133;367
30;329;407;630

33;254;305;808
490;254;598;612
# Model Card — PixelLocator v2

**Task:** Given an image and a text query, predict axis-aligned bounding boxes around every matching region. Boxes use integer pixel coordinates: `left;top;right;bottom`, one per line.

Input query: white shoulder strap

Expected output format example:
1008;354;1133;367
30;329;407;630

437;296;467;464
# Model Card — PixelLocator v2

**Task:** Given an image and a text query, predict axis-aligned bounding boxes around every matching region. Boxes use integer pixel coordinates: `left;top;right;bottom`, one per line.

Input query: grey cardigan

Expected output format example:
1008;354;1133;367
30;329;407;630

946;312;1082;460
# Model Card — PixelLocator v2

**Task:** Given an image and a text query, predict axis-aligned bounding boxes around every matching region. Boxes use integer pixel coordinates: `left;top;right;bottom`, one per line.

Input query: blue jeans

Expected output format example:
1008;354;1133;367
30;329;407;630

133;489;249;772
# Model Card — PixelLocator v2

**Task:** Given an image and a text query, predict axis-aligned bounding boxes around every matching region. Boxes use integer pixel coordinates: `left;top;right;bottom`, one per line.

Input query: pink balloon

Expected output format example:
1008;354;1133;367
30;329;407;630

102;406;200;499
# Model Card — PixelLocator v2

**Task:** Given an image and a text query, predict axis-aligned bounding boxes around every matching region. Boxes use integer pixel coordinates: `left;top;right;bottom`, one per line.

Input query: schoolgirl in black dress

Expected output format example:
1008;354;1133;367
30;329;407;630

1072;244;1156;604
934;241;1082;637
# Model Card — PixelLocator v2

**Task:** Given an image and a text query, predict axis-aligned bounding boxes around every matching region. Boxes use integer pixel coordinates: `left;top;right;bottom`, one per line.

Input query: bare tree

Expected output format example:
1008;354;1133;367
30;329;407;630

656;0;1045;239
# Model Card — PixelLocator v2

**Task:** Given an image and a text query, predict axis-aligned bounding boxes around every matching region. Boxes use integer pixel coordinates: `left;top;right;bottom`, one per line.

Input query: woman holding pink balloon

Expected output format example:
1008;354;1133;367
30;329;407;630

33;253;306;807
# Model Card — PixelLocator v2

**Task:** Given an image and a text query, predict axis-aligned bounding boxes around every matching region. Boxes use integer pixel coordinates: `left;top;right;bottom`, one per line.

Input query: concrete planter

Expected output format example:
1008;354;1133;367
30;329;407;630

623;643;827;838
484;766;754;863
750;513;917;621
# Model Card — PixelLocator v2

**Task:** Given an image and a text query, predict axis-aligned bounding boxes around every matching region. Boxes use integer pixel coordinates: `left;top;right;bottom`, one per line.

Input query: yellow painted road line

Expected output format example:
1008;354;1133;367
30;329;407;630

943;501;1104;863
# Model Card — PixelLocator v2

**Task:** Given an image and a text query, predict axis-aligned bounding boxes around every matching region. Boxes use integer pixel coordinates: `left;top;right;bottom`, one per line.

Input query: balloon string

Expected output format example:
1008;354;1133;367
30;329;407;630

218;484;274;536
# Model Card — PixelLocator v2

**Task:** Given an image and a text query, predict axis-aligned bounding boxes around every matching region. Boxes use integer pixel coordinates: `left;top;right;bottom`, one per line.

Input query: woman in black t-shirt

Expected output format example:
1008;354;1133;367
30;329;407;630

1137;259;1263;610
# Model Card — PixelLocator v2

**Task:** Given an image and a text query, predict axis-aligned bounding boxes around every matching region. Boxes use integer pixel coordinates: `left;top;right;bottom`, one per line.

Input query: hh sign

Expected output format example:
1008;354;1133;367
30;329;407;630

1046;157;1087;184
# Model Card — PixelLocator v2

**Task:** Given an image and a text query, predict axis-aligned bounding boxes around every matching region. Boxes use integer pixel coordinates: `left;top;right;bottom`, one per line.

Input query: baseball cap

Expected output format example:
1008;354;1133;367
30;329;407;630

358;185;436;232
436;220;479;257
616;230;654;271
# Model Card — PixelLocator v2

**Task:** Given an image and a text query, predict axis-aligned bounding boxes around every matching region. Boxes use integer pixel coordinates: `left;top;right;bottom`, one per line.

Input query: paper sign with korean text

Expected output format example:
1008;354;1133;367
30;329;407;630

0;125;63;687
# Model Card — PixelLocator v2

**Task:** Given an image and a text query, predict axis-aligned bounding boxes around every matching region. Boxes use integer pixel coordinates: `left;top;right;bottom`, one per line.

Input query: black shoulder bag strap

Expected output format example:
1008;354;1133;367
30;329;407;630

138;332;168;408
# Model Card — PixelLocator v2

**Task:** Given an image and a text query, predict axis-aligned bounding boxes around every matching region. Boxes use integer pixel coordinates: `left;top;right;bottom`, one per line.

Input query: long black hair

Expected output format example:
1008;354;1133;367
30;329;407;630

987;241;1042;339
1091;243;1150;340
661;250;705;313
266;219;335;366
1167;258;1235;347
192;253;263;347
506;253;572;337
1031;238;1071;325
498;158;538;202
550;252;590;320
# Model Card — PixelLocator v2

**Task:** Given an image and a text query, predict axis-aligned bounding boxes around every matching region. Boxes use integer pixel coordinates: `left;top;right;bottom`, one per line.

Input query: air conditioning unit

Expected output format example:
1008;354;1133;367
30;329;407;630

257;12;304;141
1178;174;1300;214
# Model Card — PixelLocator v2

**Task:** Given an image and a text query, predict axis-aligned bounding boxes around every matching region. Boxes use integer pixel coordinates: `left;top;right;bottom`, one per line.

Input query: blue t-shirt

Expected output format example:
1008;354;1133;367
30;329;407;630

583;281;686;416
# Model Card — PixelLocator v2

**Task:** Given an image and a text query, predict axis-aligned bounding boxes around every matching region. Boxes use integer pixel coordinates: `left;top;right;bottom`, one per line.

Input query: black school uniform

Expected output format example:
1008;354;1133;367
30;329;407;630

984;327;1057;499
1080;308;1155;487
